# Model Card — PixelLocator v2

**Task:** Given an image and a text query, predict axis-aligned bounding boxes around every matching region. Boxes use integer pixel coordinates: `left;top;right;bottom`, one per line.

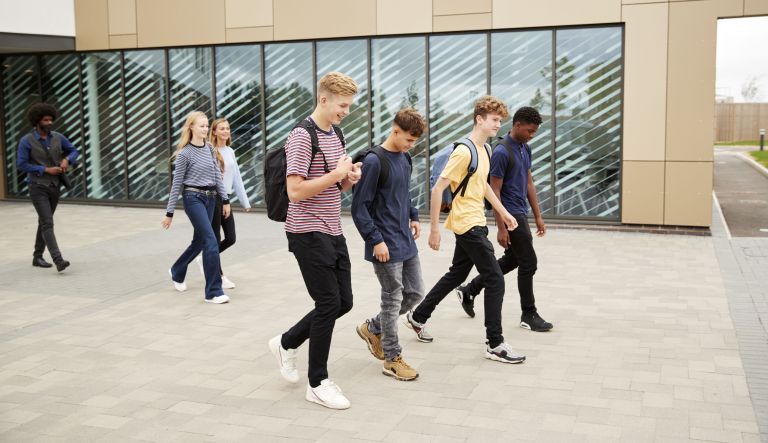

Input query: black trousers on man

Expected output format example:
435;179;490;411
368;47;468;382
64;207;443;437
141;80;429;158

463;214;538;314
30;182;63;262
412;226;505;348
281;232;354;387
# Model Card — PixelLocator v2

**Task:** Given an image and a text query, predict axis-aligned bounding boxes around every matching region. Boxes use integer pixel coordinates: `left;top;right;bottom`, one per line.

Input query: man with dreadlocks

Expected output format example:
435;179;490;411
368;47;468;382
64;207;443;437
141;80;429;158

16;102;79;272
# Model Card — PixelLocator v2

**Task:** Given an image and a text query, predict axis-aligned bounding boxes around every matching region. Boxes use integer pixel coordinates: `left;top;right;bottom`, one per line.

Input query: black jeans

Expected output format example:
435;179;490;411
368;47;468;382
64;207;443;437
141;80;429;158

412;226;505;348
464;214;538;314
30;183;62;262
211;196;236;274
281;232;353;387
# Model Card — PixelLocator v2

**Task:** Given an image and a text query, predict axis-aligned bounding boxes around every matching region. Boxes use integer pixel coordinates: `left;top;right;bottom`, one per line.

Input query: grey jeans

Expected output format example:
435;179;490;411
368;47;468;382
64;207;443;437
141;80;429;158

368;255;425;361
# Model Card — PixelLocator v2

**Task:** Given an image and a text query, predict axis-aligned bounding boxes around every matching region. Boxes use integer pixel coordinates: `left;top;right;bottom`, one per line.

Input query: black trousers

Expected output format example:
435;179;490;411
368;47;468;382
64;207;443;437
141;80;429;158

211;196;236;274
281;232;353;387
412;226;505;348
464;214;538;314
30;183;62;262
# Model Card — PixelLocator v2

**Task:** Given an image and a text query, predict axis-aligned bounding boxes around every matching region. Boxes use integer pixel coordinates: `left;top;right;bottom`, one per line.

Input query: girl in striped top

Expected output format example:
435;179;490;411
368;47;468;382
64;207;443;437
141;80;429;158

193;118;251;289
161;111;231;304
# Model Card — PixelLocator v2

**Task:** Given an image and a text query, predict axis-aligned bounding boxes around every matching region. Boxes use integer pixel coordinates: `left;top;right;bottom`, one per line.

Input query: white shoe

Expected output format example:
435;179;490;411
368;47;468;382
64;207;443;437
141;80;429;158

205;294;229;304
221;275;236;289
268;335;299;383
169;269;186;292
195;255;204;274
305;379;350;409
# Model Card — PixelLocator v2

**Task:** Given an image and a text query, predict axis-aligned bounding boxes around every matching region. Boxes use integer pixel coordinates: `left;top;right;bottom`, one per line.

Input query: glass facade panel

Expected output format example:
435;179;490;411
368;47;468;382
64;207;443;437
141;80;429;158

491;31;554;215
82;52;125;199
317;39;369;208
264;43;313;151
169;47;213;128
371;36;428;208
2;55;41;196
554;28;622;218
124;50;169;201
215;45;264;206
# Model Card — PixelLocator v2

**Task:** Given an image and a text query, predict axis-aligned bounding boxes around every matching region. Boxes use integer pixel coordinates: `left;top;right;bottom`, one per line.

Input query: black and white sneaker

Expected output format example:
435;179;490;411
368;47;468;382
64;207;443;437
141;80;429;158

455;285;475;318
485;342;526;364
520;312;553;332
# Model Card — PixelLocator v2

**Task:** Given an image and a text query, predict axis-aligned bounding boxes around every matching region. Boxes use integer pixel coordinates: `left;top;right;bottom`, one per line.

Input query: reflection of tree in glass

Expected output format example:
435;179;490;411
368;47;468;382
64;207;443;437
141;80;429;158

530;56;574;113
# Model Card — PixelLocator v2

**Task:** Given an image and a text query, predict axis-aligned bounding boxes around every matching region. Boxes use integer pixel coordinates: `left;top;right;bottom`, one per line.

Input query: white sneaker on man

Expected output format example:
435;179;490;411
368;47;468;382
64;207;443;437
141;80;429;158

195;255;204;274
268;335;299;383
204;294;230;304
305;379;350;409
221;275;236;289
168;269;186;292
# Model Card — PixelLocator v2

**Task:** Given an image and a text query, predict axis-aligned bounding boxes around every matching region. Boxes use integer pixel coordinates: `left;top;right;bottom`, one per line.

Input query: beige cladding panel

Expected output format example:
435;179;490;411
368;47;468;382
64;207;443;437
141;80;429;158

75;0;110;50
434;0;492;15
622;3;668;162
433;13;492;32
136;0;226;47
274;0;376;40
621;161;665;224
226;26;274;43
745;0;768;15
109;34;138;49
493;0;621;28
225;0;273;29
377;0;432;35
664;161;713;227
108;0;137;35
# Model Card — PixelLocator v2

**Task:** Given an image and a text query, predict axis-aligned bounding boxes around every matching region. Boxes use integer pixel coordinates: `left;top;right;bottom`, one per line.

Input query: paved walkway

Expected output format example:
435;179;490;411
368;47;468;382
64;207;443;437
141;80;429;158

0;201;763;442
714;147;768;238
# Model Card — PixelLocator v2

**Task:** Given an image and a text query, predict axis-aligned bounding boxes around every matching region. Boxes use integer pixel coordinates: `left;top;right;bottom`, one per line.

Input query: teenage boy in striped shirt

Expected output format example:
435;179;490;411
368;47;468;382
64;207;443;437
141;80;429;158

268;72;362;410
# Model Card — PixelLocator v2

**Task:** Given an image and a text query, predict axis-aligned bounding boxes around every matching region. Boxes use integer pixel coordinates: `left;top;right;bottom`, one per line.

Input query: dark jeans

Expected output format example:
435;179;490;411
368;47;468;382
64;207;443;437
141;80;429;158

30;183;63;262
281;232;353;387
170;191;224;299
209;196;236;274
412;226;505;348
464;214;538;314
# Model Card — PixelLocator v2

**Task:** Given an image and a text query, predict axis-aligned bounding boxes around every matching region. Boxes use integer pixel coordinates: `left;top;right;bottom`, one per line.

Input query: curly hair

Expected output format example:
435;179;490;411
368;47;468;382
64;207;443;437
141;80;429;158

512;107;542;125
26;103;59;127
473;95;509;123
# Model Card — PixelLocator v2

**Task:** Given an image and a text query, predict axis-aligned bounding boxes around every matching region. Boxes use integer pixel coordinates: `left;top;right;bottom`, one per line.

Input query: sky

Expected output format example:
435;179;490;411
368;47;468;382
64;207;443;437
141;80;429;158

716;16;768;102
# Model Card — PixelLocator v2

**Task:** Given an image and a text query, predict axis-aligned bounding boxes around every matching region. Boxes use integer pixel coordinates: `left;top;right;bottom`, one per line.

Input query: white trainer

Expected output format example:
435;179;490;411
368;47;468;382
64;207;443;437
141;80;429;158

221;275;236;289
268;335;299;383
169;269;186;292
305;379;350;409
204;294;230;304
195;255;204;274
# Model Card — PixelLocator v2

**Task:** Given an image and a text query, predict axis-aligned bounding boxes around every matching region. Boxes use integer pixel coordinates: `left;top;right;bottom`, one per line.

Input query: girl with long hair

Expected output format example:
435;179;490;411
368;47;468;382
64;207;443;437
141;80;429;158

161;111;231;304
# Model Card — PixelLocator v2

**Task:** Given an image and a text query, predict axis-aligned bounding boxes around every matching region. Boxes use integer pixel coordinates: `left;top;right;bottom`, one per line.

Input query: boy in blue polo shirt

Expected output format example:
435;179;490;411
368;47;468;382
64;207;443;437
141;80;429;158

456;107;553;332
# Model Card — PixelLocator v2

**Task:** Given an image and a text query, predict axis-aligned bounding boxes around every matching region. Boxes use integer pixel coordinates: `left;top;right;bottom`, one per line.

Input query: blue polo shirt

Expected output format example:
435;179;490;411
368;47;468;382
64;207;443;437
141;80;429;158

489;134;531;216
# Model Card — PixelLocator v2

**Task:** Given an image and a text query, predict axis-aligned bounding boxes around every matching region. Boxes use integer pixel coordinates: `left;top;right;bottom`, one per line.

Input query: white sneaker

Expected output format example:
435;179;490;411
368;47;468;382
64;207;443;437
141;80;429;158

205;294;230;304
305;379;350;409
268;335;299;383
169;269;186;292
221;275;236;289
195;255;204;274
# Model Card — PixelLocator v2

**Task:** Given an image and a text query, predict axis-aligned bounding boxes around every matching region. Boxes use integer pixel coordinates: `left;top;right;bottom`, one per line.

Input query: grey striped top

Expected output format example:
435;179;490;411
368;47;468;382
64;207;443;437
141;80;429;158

165;142;229;216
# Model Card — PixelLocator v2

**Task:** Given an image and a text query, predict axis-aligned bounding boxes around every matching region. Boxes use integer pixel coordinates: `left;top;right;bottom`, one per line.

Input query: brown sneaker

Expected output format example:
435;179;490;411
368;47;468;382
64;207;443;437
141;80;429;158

356;320;384;360
383;355;419;381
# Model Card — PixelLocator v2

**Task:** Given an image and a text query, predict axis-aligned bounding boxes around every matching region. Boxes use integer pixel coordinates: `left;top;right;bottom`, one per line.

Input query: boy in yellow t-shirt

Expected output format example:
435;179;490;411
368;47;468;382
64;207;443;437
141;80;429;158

404;96;527;364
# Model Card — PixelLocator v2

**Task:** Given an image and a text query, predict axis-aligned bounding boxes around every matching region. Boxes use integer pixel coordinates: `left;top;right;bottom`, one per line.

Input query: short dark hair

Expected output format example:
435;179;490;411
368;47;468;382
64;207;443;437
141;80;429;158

26;103;59;126
512;107;542;125
393;107;426;137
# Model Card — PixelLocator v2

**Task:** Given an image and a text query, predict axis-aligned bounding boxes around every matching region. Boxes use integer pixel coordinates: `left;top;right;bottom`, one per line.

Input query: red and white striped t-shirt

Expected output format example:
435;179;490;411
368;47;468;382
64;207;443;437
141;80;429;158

284;120;345;236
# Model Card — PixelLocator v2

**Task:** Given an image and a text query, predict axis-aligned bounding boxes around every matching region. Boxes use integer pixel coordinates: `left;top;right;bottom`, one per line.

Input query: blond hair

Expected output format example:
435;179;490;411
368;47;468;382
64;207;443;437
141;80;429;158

317;71;358;97
473;95;509;123
208;118;230;173
173;111;209;159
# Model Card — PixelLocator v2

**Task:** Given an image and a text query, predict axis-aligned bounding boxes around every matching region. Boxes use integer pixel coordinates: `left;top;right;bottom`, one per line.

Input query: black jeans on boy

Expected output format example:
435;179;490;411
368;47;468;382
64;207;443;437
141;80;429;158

281;232;354;387
463;214;538;314
412;226;505;348
30;182;63;263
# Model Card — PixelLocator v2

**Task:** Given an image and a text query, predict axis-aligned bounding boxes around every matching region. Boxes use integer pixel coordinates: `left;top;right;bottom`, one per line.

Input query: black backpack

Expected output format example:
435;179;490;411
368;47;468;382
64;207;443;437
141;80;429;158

352;145;412;190
264;119;345;222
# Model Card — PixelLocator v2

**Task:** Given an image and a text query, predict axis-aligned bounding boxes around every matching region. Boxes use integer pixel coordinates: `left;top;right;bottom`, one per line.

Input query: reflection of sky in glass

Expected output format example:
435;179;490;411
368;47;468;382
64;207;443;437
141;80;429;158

264;43;313;150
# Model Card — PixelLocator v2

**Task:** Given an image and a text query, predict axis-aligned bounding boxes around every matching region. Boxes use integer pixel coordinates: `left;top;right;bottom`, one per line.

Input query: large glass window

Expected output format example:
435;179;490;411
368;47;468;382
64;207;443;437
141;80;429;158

371;36;428;208
82;52;125;199
264;43;313;151
2;55;41;196
169;48;213;130
215;45;264;206
124;50;169;201
554;28;622;218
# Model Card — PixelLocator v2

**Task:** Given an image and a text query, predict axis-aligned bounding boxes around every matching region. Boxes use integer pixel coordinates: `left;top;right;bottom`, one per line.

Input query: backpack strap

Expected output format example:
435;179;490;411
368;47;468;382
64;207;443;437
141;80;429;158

294;120;322;175
452;138;479;199
332;125;346;148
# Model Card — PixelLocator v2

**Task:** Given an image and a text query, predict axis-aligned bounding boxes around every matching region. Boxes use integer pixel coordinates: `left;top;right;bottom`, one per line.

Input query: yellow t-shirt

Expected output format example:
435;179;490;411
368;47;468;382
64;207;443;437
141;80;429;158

440;143;489;235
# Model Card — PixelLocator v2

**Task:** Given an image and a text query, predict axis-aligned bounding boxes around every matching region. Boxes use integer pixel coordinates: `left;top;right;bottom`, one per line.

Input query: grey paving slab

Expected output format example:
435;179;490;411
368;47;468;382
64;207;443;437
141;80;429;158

0;200;763;442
